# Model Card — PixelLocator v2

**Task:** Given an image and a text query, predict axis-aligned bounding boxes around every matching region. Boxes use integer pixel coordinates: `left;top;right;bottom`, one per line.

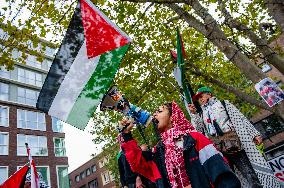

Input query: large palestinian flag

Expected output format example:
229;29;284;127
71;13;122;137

37;0;131;130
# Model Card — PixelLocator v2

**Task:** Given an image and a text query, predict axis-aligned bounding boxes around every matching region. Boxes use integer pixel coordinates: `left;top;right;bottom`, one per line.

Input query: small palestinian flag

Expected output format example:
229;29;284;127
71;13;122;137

37;0;131;130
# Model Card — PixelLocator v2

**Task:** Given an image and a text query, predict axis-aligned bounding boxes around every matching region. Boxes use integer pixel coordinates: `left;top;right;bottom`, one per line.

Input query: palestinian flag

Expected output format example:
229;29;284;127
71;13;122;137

37;0;131;130
172;28;202;114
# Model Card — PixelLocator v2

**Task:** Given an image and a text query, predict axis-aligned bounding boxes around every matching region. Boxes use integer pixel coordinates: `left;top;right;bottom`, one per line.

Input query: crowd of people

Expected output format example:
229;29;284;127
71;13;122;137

117;86;281;188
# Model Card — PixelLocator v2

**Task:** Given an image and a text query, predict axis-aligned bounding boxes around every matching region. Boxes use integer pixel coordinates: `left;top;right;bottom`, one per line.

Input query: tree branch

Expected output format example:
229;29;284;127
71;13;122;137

218;0;284;74
187;64;272;111
165;3;268;83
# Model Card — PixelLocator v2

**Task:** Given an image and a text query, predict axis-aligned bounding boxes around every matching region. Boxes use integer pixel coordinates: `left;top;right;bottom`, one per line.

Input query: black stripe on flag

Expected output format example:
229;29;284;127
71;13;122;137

37;1;85;113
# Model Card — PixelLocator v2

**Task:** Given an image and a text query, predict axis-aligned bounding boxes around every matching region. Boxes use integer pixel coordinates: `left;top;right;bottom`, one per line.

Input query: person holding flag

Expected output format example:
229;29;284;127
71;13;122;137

172;27;280;187
188;87;281;188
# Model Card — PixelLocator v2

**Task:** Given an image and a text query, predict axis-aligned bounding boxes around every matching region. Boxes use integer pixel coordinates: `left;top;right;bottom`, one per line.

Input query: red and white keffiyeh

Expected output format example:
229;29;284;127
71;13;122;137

161;101;195;188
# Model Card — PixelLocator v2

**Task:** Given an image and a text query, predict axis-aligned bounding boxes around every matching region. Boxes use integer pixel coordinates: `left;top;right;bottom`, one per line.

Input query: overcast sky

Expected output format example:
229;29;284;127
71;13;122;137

63;119;104;172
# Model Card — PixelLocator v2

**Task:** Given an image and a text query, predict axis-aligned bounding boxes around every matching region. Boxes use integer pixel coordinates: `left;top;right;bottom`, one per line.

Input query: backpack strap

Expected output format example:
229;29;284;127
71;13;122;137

220;100;233;131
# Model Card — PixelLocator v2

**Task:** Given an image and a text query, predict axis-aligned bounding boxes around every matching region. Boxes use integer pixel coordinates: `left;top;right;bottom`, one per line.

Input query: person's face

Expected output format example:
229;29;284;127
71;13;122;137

153;105;172;133
198;93;212;105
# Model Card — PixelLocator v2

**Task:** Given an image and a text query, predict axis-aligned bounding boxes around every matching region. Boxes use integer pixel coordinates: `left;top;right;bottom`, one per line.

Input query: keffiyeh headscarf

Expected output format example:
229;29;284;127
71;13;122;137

161;101;195;188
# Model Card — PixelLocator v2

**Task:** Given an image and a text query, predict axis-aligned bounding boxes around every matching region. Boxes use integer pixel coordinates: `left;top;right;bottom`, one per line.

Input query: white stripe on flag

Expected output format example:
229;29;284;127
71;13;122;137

173;67;183;87
48;41;100;121
31;161;39;188
199;144;221;165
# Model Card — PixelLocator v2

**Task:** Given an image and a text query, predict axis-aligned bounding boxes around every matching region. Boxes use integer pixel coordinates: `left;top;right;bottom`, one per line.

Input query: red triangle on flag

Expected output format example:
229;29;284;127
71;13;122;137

1;165;29;188
80;0;130;58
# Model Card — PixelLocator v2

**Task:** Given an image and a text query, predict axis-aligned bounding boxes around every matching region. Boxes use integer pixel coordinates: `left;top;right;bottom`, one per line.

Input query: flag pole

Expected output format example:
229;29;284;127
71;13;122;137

25;143;40;188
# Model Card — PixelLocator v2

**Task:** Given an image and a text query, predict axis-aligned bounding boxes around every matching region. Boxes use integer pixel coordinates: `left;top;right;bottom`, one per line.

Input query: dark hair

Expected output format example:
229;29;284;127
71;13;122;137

163;102;172;116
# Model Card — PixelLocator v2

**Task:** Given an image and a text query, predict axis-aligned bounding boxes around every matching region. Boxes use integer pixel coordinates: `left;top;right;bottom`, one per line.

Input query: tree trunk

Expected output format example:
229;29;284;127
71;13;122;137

264;0;284;33
166;3;266;83
188;65;284;119
121;0;284;120
218;0;284;75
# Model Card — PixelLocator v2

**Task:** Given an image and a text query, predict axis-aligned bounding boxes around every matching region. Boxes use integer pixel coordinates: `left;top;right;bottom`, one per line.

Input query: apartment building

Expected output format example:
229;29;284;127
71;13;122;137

0;27;69;187
69;155;117;188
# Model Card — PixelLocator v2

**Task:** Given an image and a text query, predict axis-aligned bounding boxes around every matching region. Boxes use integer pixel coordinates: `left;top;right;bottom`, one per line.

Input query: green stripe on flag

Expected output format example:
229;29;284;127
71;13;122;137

176;28;192;104
66;44;130;129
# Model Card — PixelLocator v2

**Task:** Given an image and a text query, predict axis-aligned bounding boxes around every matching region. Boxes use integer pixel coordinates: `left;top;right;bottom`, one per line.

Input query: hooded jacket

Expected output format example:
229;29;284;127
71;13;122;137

190;99;281;188
122;102;241;188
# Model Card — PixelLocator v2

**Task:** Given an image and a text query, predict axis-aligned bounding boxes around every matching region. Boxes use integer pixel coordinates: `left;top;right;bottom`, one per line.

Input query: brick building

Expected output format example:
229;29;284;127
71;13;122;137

0;27;69;187
69;154;117;188
252;33;284;159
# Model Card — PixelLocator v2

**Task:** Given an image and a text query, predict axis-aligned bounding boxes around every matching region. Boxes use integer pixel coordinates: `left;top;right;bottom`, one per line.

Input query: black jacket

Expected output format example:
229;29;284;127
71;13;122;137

123;132;241;188
118;150;137;187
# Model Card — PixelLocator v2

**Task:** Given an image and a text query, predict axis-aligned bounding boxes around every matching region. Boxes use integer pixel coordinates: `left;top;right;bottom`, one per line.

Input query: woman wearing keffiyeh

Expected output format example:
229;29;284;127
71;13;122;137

120;101;241;188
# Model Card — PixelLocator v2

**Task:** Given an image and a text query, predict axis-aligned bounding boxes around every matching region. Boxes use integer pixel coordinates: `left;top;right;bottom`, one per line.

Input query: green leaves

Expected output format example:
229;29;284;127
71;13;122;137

0;0;76;69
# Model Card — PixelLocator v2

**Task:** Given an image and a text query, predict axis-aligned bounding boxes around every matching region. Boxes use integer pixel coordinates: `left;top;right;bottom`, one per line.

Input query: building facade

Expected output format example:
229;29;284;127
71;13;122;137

0;28;69;187
252;33;284;160
69;155;117;188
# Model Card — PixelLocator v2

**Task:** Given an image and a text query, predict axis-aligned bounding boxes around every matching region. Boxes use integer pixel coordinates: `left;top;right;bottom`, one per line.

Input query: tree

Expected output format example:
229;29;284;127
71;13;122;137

0;0;76;69
86;0;284;181
114;0;284;118
264;0;284;33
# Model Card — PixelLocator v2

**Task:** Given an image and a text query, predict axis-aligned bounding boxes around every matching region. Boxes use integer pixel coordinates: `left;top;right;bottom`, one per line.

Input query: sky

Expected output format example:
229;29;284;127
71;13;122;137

63;119;104;173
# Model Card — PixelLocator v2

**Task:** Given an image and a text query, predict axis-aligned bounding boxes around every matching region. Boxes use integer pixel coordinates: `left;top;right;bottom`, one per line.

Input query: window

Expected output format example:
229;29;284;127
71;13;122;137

99;157;109;168
38;166;50;186
44;59;53;70
80;171;86;179
109;171;115;182
88;178;98;188
52;117;63;132
18;167;50;185
22;166;50;186
91;165;96;173
75;175;80;182
101;171;110;185
0;166;8;184
54;137;66;157
253;114;284;139
0;106;9;127
45;46;55;57
17;87;39;106
0;82;9;101
0;132;8;155
18;68;42;87
17;109;46;131
56;166;69;188
17;134;48;156
0;67;10;79
26;54;42;69
86;168;91;176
